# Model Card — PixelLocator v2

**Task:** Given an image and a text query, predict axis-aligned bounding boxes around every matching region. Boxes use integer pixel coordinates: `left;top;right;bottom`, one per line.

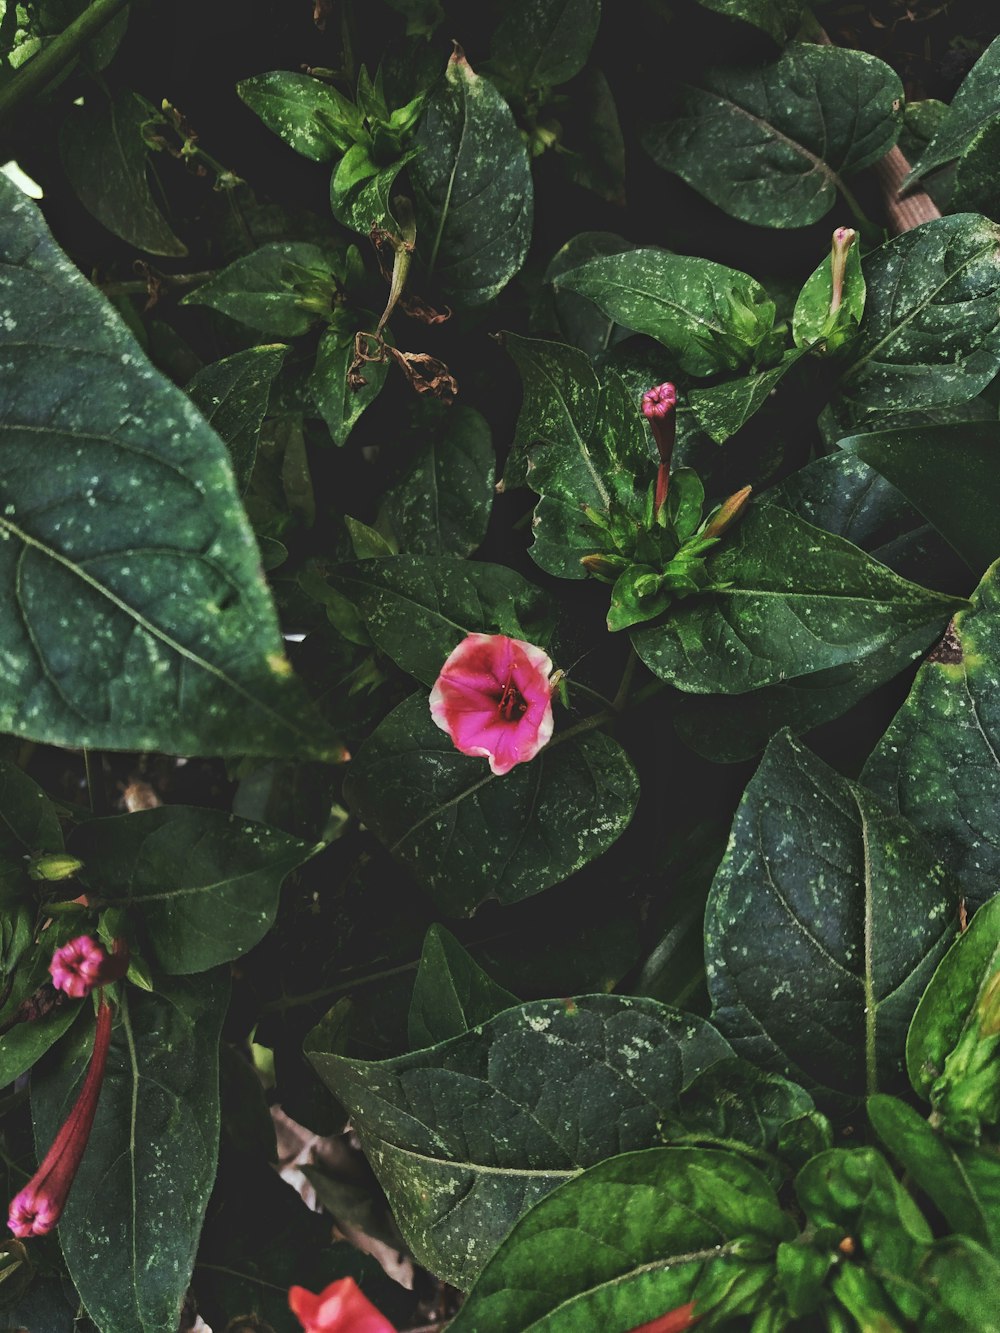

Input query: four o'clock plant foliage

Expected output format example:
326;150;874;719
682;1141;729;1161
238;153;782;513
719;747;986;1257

1;1;1000;1331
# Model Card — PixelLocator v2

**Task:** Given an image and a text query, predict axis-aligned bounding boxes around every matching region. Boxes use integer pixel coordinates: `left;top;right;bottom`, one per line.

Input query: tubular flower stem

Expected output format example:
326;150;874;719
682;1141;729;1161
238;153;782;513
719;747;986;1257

641;382;677;518
8;998;113;1238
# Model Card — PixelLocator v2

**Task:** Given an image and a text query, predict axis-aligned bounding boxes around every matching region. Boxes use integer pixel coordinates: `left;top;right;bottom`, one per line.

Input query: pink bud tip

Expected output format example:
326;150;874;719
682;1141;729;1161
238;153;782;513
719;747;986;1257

641;382;677;421
627;1301;700;1333
49;936;108;999
289;1278;396;1332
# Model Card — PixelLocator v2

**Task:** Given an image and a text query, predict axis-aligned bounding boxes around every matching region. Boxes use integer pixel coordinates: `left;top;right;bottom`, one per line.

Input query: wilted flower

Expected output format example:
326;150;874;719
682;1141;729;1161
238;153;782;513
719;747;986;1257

429;633;555;776
289;1278;395;1333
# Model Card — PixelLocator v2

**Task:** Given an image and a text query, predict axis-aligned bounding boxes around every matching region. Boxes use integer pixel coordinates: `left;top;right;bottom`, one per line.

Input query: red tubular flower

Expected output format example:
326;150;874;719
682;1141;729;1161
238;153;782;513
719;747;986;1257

641;382;677;518
429;633;555;776
49;935;128;999
628;1300;700;1333
8;998;113;1238
289;1278;396;1333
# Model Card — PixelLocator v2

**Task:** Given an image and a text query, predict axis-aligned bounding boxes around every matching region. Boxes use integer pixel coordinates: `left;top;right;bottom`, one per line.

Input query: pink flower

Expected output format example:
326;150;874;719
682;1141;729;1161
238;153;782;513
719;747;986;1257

429;633;555;776
289;1278;395;1333
628;1302;699;1333
641;382;677;518
49;936;109;999
8;998;113;1238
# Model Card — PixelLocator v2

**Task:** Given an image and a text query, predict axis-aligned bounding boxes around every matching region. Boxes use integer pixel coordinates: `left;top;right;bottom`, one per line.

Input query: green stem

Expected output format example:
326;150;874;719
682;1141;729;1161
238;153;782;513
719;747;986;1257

611;648;638;712
0;0;132;127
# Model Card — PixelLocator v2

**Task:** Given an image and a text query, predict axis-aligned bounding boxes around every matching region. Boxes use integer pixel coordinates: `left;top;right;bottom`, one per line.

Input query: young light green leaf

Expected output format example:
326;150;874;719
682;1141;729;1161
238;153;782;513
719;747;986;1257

33;972;229;1333
311;326;388;447
330;144;419;235
237;70;360;161
69;807;317;974
705;731;960;1099
407;924;517;1048
411;49;533;306
181;242;340;337
489;0;601;94
187;344;287;491
308;995;734;1288
0;176;341;760
343;693;638;915
841;214;1000;411
907;36;1000;182
644;44;902;228
553;248;777;377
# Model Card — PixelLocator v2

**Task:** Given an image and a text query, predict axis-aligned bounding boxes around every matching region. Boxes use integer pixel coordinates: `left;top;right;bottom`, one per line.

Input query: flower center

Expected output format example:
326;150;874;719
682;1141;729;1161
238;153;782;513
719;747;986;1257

497;677;528;721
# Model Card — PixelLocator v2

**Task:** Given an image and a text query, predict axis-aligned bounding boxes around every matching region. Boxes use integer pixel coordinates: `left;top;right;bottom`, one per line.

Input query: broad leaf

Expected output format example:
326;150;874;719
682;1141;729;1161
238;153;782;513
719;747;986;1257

187;344;287;491
311;326;388;447
411;49;533;305
182;242;340;337
33;972;229;1333
330;144;418;235
308;994;733;1288
545;231;633;361
907;36;1000;181
69;807;317;974
840;214;1000;411
407;924;517;1048
644;44;902;228
489;0;601;94
689;350;803;443
631;504;960;693
343;694;639;915
0;177;340;760
553;248;777;377
449;1147;792;1331
705;731;960;1098
237;70;359;162
694;0;803;43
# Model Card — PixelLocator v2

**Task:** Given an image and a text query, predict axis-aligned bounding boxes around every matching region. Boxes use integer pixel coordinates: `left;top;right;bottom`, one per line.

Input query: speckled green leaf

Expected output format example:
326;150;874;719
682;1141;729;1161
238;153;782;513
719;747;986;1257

310;326;388;446
69;807;316;974
545;231;634;361
330;145;418;234
644;43;902;228
863;564;1000;911
181;242;338;337
187;345;287;491
631;504;960;694
694;0;803;43
407;924;517;1048
411;49;533;306
308;995;733;1288
705;731;960;1098
59;89;186;257
951;117;1000;218
907;36;1000;182
0;177;340;760
33;971;228;1333
343;693;639;915
841;214;1000;411
449;1146;791;1332
842;422;1000;575
489;0;600;94
237;70;358;162
554;248;777;377
689;350;803;443
379;405;494;556
326;555;551;686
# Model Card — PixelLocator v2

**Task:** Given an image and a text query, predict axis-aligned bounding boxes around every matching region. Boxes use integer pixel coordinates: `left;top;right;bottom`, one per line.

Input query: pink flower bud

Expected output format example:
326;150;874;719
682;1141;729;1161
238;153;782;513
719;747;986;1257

289;1278;396;1333
830;226;857;314
641;382;677;518
8;998;113;1238
429;633;556;777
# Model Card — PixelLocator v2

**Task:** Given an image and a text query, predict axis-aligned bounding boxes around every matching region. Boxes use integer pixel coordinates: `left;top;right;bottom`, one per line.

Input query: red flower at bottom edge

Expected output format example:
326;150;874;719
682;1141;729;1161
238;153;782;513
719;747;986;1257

628;1301;700;1333
289;1278;395;1333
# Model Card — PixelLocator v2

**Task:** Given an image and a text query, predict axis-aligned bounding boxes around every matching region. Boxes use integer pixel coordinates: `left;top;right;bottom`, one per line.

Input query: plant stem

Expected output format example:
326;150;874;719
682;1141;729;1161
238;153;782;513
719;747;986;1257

0;0;132;127
98;270;215;297
611;648;638;712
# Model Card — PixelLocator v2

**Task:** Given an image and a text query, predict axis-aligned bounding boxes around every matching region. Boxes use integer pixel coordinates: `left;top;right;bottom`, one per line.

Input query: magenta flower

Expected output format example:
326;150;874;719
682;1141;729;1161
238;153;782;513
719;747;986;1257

641;382;677;518
49;936;109;999
429;633;555;776
8;998;113;1238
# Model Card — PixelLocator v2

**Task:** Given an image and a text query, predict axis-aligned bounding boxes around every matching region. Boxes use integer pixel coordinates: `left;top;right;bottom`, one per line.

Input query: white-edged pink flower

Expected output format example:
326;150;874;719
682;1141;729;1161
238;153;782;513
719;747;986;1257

429;633;556;777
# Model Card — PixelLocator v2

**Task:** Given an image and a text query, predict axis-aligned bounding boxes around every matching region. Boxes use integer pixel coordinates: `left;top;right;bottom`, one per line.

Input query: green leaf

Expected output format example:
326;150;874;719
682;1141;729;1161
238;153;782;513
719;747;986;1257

330;144;419;235
841;214;1000;411
187;344;287;492
693;0;803;43
237;70;359;161
489;0;601;94
69;807;316;974
450;1146;792;1331
384;0;443;36
0;758;63;904
863;564;1000;911
325;555;552;687
631;505;960;694
907;36;1000;181
644;44;902;228
59;89;187;257
0;177;340;760
379;404;495;555
705;731;960;1098
308;994;734;1288
545;231;634;361
952;116;1000;218
311;326;388;446
553;248;777;377
868;1094;1000;1250
905;896;1000;1141
33;972;228;1333
343;693;639;915
407;924;517;1047
411;49;533;306
181;242;339;337
842;422;1000;575
688;350;803;443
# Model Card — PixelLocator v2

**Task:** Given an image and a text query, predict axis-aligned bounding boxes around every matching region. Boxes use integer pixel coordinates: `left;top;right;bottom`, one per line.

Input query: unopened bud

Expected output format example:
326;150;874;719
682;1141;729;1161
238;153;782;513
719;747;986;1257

581;553;627;582
702;485;752;540
830;227;857;315
28;854;83;883
634;572;665;599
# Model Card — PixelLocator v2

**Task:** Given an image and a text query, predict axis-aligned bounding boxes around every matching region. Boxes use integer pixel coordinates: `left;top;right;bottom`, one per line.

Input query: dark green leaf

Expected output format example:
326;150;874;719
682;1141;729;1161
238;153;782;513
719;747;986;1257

187;345;287;492
0;758;63;904
907;36;1000;181
33;972;228;1333
59;90;186;257
841;214;1000;411
644;44;902;228
545;231;634;360
0;177;340;760
689;350;803;443
693;0;803;43
411;49;533;305
70;807;317;974
237;70;359;162
407;924;517;1047
311;327;388;447
181;242;339;337
343;694;639;914
952;117;1000;218
705;731;960;1098
308;995;733;1288
489;0;601;94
